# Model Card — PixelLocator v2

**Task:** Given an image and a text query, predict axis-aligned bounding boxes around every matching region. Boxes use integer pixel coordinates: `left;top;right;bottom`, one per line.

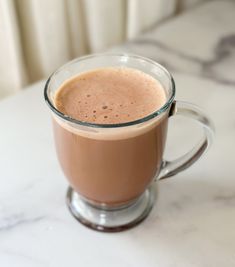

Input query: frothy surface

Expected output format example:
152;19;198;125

55;67;166;124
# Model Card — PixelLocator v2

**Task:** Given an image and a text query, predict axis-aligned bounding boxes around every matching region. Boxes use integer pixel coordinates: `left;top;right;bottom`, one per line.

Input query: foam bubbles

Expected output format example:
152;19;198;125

55;67;166;124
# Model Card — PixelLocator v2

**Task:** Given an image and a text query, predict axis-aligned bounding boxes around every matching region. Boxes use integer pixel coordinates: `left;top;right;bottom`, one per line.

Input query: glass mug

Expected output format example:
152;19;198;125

44;54;214;232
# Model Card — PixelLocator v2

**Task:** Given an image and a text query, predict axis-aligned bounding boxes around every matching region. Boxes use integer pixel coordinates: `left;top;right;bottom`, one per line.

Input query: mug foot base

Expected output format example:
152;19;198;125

66;186;156;232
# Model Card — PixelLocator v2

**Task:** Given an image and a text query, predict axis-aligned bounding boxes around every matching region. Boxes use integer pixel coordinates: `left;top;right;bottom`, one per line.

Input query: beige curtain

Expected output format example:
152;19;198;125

0;0;205;99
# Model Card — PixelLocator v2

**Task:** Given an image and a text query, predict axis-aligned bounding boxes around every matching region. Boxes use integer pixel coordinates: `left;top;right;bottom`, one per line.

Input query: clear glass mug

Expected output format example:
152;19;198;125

44;54;214;232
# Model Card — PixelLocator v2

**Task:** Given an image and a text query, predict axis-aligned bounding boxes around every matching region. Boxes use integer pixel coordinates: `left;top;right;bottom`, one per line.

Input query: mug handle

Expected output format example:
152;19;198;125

158;100;215;180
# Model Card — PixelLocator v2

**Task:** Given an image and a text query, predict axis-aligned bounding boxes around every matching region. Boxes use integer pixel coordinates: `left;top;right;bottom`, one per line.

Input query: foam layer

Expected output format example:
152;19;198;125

54;67;166;124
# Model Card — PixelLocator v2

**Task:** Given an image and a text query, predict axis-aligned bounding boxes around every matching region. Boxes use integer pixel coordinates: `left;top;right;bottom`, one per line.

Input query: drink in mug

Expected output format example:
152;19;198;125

44;54;214;232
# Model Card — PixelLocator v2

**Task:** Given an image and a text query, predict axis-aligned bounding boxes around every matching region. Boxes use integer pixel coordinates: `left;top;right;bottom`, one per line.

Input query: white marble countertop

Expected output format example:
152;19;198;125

1;1;235;266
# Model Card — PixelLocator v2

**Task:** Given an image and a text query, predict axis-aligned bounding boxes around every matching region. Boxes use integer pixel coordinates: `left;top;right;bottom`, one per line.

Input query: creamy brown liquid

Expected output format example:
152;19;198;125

55;67;166;124
53;67;168;205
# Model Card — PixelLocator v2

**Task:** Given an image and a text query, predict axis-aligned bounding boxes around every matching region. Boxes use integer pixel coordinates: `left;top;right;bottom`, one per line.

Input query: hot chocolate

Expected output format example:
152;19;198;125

53;67;168;205
55;67;166;124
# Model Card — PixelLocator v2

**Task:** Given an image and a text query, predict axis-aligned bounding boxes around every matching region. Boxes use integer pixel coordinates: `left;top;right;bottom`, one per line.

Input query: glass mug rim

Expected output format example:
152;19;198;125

44;53;176;128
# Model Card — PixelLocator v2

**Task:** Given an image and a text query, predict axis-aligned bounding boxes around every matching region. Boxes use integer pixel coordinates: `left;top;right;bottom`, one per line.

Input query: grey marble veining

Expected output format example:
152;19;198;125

0;213;44;232
112;0;235;85
0;1;235;266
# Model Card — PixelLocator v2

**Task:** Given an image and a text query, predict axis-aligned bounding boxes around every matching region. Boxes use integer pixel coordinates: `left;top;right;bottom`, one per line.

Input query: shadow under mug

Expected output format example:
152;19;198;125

44;53;214;232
